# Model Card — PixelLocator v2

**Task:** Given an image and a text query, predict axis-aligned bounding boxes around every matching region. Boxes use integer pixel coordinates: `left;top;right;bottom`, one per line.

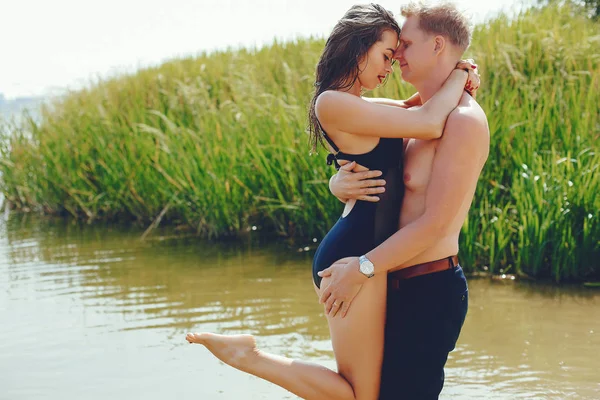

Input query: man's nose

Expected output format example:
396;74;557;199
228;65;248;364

393;49;402;61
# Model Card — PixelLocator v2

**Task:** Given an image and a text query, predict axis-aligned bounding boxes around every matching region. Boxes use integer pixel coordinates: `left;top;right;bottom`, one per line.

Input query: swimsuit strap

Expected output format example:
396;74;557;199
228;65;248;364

316;120;340;154
322;131;340;154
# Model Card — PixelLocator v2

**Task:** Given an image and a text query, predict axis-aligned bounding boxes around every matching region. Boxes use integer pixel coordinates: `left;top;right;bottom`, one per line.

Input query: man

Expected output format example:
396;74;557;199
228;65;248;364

318;2;490;399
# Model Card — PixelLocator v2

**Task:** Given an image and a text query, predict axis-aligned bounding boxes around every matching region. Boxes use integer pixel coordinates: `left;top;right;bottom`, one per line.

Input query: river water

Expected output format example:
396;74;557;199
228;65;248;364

1;215;598;399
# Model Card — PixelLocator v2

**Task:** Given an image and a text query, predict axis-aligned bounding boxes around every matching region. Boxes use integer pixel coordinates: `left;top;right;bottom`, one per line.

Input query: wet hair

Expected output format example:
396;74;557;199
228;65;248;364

308;3;401;152
401;2;472;52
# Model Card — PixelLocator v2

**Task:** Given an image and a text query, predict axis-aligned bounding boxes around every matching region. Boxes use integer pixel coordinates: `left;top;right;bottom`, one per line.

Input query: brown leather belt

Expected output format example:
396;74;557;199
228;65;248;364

388;255;459;290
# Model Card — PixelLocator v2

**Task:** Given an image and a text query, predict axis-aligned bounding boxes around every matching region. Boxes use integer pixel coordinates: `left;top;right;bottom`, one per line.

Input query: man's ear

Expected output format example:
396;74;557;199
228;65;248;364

433;35;446;55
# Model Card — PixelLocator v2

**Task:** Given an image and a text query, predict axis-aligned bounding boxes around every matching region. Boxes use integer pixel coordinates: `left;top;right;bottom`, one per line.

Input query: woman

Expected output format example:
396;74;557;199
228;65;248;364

186;4;477;399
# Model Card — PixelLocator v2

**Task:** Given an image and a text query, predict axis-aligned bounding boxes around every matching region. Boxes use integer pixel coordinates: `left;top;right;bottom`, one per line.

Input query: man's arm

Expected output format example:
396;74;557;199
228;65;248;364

366;110;490;273
329;161;386;203
329;174;347;203
317;109;489;317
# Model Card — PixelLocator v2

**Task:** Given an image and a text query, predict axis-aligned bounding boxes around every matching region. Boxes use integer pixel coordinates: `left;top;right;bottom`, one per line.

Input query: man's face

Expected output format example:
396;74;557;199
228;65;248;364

394;16;437;84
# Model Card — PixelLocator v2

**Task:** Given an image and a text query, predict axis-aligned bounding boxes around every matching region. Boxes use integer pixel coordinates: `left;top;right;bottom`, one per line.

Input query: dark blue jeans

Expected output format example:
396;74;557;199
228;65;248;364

379;264;469;400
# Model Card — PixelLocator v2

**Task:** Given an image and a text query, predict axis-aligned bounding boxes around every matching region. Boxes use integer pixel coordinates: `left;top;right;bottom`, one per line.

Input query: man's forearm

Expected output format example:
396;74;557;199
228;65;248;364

366;215;442;273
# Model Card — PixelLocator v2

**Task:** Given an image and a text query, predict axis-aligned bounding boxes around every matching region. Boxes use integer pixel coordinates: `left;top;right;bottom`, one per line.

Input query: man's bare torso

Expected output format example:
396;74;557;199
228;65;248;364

390;93;489;272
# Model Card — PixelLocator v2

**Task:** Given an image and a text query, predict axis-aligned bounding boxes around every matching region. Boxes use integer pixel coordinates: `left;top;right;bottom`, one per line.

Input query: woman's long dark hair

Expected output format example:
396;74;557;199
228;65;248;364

308;4;401;152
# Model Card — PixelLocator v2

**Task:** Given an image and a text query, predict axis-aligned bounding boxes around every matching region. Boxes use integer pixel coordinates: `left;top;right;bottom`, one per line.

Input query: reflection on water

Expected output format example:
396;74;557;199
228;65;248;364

1;215;599;399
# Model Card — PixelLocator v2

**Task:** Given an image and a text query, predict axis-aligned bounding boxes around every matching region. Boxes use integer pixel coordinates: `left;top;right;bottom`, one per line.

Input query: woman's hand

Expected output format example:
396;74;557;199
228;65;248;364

456;59;480;98
330;161;386;202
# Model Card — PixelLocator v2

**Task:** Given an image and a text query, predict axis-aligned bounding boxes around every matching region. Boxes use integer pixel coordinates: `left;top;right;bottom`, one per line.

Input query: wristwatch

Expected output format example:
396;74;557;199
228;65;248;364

358;255;375;278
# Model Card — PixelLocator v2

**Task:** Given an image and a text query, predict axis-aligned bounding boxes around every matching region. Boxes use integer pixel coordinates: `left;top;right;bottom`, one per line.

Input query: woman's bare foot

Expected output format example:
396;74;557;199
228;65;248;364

185;332;260;372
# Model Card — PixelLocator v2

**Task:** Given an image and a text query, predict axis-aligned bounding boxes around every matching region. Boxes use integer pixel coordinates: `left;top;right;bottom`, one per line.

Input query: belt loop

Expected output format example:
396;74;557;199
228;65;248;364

449;256;456;269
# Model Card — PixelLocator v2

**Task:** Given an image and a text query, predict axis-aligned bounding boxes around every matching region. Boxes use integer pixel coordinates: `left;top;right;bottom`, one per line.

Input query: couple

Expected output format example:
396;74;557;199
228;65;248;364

186;2;489;399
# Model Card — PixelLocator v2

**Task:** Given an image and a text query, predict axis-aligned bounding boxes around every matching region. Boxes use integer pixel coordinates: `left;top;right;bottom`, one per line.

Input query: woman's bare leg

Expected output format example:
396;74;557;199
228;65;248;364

186;274;387;400
186;332;354;400
323;273;387;399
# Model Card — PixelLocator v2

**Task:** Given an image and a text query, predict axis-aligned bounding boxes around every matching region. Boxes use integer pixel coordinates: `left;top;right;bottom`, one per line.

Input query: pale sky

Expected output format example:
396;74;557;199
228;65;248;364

0;0;524;100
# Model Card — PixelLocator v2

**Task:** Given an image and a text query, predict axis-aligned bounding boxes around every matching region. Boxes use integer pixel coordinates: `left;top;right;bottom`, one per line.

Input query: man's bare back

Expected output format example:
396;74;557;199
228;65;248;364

391;92;490;272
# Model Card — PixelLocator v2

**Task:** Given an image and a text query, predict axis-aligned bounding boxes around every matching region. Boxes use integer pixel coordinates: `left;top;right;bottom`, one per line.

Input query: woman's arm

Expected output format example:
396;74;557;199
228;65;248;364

361;92;422;108
316;69;468;140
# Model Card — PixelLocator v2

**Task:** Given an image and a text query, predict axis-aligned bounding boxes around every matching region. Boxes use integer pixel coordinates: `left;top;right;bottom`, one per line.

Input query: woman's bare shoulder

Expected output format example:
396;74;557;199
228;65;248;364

315;91;366;124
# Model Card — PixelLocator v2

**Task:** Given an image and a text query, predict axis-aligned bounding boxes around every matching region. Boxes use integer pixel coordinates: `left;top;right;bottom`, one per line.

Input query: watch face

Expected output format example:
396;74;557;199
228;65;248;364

361;260;374;275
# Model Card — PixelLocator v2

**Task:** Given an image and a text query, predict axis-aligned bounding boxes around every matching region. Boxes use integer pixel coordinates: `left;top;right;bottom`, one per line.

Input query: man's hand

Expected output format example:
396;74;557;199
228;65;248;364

330;161;386;203
317;257;366;318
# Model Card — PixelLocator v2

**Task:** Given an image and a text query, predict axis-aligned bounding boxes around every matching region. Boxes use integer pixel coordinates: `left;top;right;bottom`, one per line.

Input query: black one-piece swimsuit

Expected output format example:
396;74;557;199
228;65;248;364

312;128;405;288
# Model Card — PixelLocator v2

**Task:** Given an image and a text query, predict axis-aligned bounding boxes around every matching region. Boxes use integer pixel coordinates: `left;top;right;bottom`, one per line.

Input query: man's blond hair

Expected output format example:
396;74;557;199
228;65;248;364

401;2;472;52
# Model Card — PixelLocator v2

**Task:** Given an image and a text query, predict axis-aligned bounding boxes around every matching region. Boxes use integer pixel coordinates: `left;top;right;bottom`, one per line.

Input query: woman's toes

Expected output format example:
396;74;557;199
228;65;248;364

186;332;202;344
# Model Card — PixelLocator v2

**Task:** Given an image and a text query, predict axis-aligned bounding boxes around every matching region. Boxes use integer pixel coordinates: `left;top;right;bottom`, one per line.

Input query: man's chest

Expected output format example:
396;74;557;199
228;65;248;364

403;138;438;192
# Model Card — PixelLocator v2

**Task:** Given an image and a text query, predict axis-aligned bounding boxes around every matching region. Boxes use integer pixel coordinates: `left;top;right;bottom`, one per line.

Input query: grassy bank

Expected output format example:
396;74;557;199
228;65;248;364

0;3;598;282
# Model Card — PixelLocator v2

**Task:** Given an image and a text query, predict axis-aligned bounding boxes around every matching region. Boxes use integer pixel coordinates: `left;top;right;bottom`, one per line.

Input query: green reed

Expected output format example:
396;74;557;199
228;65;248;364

0;3;598;281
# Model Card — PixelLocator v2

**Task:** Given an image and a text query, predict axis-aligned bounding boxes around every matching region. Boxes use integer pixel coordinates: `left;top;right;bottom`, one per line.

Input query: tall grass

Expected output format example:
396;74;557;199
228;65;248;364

0;3;598;281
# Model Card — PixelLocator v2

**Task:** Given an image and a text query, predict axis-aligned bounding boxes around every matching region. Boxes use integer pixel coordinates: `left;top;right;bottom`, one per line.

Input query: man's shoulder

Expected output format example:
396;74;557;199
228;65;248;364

449;95;487;127
442;96;489;154
446;96;488;136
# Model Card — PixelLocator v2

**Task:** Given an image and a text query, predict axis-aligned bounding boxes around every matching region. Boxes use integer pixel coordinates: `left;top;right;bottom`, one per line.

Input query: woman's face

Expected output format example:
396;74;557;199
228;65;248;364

357;29;399;90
